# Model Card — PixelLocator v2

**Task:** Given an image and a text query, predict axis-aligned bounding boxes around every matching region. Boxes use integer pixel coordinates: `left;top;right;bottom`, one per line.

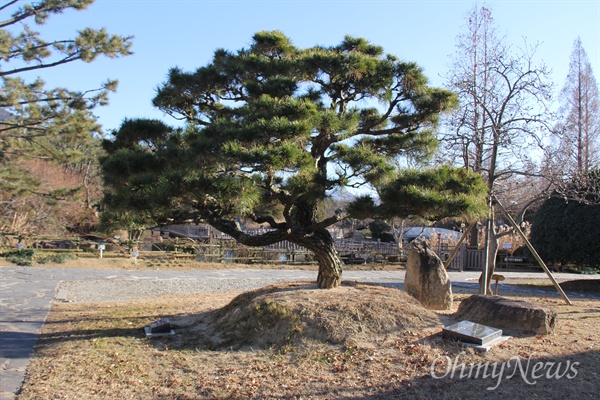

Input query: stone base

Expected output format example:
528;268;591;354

455;295;557;335
455;334;512;352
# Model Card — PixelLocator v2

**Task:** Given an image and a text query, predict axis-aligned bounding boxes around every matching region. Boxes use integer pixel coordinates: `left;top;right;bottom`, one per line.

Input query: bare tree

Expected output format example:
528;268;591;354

440;5;554;292
442;6;502;174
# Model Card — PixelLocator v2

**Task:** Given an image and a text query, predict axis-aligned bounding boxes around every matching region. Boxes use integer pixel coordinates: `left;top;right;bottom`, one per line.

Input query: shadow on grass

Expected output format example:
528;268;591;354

336;348;600;400
141;347;599;399
455;280;600;301
32;310;175;348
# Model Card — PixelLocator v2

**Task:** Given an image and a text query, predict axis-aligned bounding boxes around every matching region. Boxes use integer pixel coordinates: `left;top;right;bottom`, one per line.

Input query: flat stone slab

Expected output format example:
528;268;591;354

144;318;175;338
442;320;503;345
455;295;557;335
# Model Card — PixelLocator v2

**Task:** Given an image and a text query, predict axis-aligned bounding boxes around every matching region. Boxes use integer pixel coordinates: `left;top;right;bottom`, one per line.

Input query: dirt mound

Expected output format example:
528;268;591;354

181;281;440;350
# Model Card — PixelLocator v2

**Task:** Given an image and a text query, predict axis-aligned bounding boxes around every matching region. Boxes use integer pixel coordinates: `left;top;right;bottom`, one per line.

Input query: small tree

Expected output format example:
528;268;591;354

101;32;487;288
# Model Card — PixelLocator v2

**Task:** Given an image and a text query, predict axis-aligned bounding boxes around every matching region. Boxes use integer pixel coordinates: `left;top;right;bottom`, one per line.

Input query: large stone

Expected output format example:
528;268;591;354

455;295;557;335
404;239;453;310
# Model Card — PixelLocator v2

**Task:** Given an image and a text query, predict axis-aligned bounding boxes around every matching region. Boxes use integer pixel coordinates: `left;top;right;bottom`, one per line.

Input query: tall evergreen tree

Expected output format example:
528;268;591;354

101;32;487;288
552;37;600;177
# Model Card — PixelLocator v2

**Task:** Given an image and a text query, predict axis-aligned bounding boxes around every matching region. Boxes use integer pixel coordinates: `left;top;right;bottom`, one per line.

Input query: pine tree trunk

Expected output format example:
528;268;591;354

208;215;343;289
315;248;343;289
295;228;343;289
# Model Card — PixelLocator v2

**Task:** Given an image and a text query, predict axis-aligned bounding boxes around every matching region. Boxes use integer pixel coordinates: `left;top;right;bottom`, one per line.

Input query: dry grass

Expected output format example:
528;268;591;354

17;280;600;400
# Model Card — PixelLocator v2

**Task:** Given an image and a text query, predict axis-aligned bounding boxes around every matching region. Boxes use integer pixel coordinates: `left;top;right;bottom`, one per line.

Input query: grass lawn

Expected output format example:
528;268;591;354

16;267;600;400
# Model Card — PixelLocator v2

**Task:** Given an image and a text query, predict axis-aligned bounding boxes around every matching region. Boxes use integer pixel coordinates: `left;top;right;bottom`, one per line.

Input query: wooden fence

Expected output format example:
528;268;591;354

1;228;489;270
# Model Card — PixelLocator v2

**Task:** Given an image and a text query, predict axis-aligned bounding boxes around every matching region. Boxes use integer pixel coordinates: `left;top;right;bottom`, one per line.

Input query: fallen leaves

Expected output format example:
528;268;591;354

15;289;600;399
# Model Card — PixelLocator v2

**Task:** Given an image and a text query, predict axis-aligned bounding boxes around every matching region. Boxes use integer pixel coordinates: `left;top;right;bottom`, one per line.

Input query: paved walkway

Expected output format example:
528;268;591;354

0;265;598;399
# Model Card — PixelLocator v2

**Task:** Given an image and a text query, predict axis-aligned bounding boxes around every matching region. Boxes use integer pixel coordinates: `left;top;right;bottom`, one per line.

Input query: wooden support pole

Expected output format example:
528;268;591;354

482;195;493;295
493;195;572;305
444;220;477;270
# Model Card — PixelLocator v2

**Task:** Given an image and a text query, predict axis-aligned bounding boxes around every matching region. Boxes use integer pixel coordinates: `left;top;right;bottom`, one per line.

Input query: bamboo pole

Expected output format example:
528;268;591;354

493;195;572;305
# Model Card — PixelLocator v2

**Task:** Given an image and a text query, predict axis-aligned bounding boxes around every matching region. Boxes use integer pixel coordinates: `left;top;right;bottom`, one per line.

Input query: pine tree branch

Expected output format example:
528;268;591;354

0;0;94;28
249;214;287;229
6;39;77;63
1;52;83;76
0;1;19;15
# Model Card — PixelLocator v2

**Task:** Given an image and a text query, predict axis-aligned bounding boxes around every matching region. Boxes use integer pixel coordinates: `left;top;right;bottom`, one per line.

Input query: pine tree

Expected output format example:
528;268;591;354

101;32;487;288
0;0;132;234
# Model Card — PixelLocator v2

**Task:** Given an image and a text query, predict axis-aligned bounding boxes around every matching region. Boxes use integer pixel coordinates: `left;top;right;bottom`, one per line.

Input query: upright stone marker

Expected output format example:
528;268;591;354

404;239;453;310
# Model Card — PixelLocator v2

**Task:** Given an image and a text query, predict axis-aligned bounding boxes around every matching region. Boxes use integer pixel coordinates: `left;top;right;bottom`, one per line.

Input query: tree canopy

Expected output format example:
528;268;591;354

0;0;132;235
101;31;487;288
0;0;131;158
1;0;132;168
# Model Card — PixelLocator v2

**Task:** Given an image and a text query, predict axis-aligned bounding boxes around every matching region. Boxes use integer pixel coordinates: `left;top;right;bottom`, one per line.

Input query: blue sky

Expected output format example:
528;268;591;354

13;0;600;133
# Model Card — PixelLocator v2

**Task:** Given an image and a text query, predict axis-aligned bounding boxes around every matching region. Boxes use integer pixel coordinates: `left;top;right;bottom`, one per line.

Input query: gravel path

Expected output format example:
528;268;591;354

56;270;600;303
57;277;295;303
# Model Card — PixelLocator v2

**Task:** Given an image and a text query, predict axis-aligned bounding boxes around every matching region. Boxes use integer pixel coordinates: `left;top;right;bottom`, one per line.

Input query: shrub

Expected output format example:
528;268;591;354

2;249;35;266
530;169;600;271
37;253;77;265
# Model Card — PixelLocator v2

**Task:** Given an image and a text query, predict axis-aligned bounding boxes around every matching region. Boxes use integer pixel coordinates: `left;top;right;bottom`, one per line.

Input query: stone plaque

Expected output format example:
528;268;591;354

442;320;502;345
144;318;175;337
148;318;171;333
